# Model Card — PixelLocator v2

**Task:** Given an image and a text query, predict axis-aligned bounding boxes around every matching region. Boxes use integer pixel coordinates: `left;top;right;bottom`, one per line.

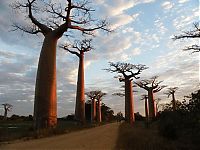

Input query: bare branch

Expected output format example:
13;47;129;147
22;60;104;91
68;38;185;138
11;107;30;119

135;76;166;93
164;87;178;98
183;45;200;53
173;22;200;53
11;23;42;35
86;90;106;101
140;94;148;101
60;39;93;57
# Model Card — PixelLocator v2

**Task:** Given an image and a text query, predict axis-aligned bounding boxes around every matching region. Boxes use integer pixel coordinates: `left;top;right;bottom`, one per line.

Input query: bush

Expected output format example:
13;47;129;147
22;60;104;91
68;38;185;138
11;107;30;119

158;111;180;139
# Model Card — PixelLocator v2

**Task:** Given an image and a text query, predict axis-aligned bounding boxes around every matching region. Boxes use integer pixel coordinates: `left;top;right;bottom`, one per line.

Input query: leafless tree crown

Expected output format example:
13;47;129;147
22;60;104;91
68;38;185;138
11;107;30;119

135;76;167;93
60;39;93;57
104;62;148;81
85;90;106;100
140;94;148;100
11;0;111;36
164;87;178;98
173;22;200;53
2;103;13;111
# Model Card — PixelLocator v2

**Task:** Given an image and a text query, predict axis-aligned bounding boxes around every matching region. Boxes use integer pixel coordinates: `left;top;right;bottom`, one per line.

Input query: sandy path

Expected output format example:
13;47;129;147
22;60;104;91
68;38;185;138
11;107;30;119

1;122;120;150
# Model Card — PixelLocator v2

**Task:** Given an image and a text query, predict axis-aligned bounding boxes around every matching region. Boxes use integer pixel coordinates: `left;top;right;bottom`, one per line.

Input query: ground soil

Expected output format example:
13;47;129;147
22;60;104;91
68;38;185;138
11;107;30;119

1;122;120;149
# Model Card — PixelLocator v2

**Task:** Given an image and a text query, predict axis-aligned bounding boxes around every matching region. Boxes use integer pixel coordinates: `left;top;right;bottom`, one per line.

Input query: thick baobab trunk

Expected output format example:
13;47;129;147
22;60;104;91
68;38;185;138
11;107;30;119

148;90;156;120
34;34;58;130
97;99;102;123
172;93;176;111
91;99;96;123
75;52;85;123
125;79;134;124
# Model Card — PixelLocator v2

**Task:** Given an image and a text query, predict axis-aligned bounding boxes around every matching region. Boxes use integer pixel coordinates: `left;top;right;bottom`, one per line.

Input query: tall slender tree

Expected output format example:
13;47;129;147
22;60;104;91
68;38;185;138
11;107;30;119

140;94;148;122
135;76;166;120
11;0;110;129
96;91;106;123
105;62;148;124
164;87;178;111
61;39;93;123
85;91;98;123
1;103;13;120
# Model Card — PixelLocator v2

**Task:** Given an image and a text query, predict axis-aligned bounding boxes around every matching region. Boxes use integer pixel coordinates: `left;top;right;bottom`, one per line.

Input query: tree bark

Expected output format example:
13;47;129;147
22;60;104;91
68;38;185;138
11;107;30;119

75;52;85;123
144;97;149;120
34;33;58;129
172;93;176;111
91;99;96;123
125;79;134;124
148;90;156;120
97;99;102;123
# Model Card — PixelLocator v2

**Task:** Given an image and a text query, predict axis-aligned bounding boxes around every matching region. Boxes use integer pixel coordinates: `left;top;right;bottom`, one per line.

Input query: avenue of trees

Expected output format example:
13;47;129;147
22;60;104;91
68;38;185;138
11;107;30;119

105;62;148;124
135;76;166;120
11;0;110;129
6;0;199;135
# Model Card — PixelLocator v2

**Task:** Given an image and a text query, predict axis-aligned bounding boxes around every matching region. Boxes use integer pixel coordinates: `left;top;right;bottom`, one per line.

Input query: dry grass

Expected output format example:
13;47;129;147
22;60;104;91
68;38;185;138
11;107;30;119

115;121;198;150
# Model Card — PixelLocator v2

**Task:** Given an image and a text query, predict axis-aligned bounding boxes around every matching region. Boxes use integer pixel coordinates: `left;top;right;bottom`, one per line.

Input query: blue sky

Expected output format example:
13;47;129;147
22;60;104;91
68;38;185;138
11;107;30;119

0;0;199;117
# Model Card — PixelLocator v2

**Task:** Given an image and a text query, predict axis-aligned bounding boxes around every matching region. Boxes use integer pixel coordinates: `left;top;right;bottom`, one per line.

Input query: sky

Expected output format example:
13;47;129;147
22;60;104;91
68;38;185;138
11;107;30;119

0;0;199;117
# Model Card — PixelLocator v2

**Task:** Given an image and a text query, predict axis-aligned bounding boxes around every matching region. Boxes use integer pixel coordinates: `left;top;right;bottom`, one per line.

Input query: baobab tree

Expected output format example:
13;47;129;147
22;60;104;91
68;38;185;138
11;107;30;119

11;0;110;129
135;76;166;120
140;94;148;122
154;98;161;113
112;85;137;97
105;62;148;124
164;87;178;111
85;91;98;123
173;22;200;53
2;103;13;120
96;91;106;123
61;39;93;123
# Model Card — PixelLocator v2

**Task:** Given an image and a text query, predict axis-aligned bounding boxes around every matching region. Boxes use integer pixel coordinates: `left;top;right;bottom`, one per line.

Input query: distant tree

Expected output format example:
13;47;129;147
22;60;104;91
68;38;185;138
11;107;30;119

85;90;99;123
164;87;178;111
85;101;114;122
135;76;166;120
11;0;110;129
140;94;149;122
116;112;123;122
173;22;200;53
1;103;13;120
154;98;162;113
101;103;114;122
105;62;148;124
96;91;107;123
61;39;93;124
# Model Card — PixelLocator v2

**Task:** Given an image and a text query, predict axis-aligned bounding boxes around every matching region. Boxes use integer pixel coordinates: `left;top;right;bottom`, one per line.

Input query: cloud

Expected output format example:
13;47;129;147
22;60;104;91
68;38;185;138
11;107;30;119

132;48;141;56
178;0;189;3
148;49;199;103
154;19;167;35
161;1;174;10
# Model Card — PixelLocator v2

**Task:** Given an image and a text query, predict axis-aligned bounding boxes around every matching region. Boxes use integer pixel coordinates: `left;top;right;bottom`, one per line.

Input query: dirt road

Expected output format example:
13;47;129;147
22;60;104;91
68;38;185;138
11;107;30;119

1;122;120;149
